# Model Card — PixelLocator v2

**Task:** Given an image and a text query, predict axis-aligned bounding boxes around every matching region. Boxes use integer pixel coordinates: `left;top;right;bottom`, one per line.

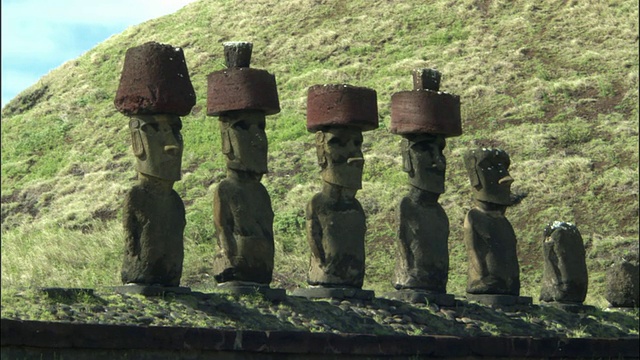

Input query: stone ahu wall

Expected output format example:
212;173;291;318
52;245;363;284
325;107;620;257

3;41;637;359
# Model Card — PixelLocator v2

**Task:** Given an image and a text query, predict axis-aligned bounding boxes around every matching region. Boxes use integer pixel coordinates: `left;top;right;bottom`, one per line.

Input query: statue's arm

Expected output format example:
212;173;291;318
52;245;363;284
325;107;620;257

306;198;325;263
213;186;236;258
122;194;141;258
464;211;488;277
396;199;413;266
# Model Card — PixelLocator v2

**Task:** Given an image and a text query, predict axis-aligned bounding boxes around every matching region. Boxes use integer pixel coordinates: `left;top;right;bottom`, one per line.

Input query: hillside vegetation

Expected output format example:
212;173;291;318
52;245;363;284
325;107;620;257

1;0;638;308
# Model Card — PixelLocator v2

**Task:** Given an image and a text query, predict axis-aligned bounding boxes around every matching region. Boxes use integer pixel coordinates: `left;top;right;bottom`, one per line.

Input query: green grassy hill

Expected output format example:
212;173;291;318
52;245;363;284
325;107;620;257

1;0;638;308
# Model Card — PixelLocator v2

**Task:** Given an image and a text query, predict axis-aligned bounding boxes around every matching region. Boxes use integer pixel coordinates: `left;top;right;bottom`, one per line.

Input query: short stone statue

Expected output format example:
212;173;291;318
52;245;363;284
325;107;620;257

114;41;195;290
539;221;589;305
207;42;283;298
463;148;531;305
292;84;378;300
387;69;461;305
605;254;639;308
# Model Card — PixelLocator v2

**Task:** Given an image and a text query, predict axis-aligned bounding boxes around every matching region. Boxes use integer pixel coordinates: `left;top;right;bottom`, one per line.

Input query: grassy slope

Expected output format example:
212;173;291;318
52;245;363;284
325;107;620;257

1;0;638;309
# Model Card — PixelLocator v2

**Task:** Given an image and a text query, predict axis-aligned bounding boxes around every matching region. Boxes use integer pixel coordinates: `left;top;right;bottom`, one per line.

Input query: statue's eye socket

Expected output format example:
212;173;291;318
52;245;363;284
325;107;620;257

327;137;342;145
142;123;159;132
233;121;250;130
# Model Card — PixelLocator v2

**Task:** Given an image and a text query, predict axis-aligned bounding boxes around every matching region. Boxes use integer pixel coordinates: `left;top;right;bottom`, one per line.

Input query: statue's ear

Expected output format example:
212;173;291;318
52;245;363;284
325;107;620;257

315;131;326;167
220;122;234;159
129;118;144;158
401;138;412;174
464;152;481;188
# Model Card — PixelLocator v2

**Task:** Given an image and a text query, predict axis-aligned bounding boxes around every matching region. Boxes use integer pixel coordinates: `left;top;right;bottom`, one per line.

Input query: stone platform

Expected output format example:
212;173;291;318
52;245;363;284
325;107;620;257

3;319;638;360
382;289;456;307
540;301;597;313
112;285;191;296
291;286;375;301
214;282;287;301
465;293;533;307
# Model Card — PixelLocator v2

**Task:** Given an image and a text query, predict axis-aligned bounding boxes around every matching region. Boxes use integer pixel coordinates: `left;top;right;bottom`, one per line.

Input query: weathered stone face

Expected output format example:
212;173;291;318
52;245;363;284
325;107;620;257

539;222;588;303
220;111;268;175
606;258;639;308
316;127;364;190
402;134;446;194
464;148;513;205
130;114;183;181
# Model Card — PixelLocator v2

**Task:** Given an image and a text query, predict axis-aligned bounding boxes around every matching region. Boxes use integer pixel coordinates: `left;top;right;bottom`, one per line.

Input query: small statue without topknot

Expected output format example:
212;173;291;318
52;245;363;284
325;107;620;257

540;221;593;312
462;148;532;306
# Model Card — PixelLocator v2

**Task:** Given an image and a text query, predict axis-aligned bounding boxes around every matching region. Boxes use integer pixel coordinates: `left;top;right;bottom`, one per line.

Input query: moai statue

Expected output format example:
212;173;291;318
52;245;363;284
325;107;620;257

462;148;532;306
605;254;639;308
114;41;195;294
206;42;285;300
292;84;378;301
540;222;593;312
384;69;461;306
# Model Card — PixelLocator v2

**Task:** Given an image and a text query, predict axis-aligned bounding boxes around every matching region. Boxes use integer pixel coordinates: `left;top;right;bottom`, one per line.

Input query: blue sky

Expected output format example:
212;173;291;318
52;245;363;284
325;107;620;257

1;0;198;109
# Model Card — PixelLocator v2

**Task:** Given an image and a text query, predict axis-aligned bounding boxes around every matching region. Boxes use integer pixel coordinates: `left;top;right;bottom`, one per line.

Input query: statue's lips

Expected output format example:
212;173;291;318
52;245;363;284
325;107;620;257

346;157;364;165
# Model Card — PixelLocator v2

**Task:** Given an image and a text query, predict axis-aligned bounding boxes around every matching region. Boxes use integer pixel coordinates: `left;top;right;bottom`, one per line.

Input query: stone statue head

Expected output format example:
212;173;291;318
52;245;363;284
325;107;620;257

315;126;364;190
401;133;446;194
463;148;513;205
220;110;268;175
129;114;183;181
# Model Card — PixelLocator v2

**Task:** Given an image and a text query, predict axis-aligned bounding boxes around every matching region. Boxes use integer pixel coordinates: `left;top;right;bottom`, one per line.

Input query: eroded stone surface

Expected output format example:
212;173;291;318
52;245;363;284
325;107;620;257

306;84;378;132
212;171;275;285
463;148;521;296
390;71;461;297
114;41;195;116
304;87;378;289
121;176;185;287
393;135;450;293
606;257;639;308
115;43;193;287
223;41;253;68
306;186;367;287
540;222;588;304
390;91;461;136
206;68;280;116
207;45;279;286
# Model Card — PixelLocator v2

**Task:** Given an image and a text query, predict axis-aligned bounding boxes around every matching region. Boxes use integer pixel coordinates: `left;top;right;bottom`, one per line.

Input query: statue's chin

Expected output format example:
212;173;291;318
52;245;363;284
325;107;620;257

322;169;362;190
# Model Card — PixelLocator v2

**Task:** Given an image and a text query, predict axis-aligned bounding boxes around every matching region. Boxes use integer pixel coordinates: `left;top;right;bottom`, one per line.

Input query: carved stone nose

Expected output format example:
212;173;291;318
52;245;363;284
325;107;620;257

498;176;514;185
164;145;181;156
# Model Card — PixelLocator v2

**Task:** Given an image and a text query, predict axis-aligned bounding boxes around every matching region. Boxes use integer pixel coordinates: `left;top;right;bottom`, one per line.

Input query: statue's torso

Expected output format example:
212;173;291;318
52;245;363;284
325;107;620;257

306;192;366;287
464;207;520;295
212;177;274;284
121;185;185;286
394;195;449;291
